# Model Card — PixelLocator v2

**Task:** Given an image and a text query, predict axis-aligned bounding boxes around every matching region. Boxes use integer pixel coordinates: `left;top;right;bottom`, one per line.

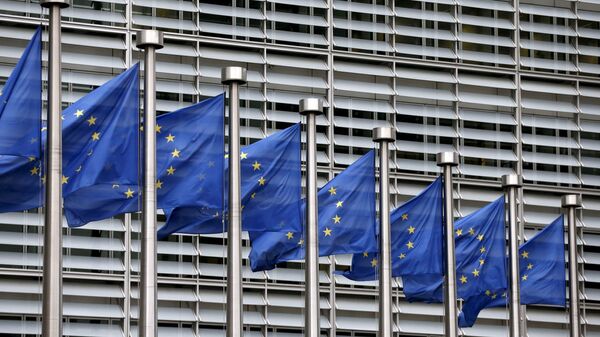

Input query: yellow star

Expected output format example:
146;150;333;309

460;275;468;284
491;293;497;299
328;186;336;195
402;213;408;221
41;175;46;184
485;290;491;296
91;132;101;141
240;152;248;159
156;180;163;189
332;214;341;224
166;166;176;175
224;154;229;159
74;109;84;118
469;227;475;236
408;226;415;234
522;274;528;281
87;116;96;126
171;148;181;158
28;156;36;162
477;234;484;241
472;269;480;277
298;239;304;246
286;232;294;240
252;161;261;171
258;176;266;186
363;252;369;257
155;124;162;133
527;263;533;270
406;241;414;249
336;200;343;208
165;133;175;142
455;228;463;237
370;258;378;267
251;192;256;199
124;188;135;198
323;227;332;236
521;251;529;259
61;175;69;185
480;246;486;253
399;253;406;259
29;166;39;175
479;259;485;266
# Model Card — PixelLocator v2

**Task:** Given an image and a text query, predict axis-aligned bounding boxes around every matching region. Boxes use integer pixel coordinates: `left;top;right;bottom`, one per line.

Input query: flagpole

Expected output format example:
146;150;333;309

373;127;395;337
136;29;163;337
562;194;582;337
39;1;68;336
299;98;323;337
221;66;247;337
436;152;459;337
502;174;524;337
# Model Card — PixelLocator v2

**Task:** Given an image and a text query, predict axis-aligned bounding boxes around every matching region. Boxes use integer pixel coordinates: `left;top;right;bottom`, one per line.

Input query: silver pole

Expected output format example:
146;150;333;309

136;30;163;337
436;152;459;337
221;66;247;337
39;1;68;336
502;174;524;337
562;194;582;337
299;98;323;337
373;127;395;337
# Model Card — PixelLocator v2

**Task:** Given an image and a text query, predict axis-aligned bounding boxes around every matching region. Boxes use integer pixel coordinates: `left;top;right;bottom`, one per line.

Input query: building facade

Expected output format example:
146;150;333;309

0;0;600;335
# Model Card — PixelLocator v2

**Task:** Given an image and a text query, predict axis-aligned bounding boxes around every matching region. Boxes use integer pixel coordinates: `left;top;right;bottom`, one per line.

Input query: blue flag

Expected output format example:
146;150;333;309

158;123;302;238
459;214;566;327
248;150;378;272
0;27;42;212
62;65;140;226
340;177;443;281
401;197;506;305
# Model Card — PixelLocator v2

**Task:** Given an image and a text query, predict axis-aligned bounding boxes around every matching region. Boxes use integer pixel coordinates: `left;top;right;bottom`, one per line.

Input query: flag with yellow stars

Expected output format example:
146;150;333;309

248;150;377;271
341;177;443;281
158;123;301;238
61;64;140;226
401;196;506;305
0;27;43;212
459;214;566;327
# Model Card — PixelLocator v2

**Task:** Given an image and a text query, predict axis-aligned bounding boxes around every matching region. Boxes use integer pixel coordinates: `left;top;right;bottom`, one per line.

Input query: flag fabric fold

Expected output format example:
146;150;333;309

0;27;43;212
158;123;302;238
340;177;443;281
401;197;506;306
458;214;566;327
249;150;378;272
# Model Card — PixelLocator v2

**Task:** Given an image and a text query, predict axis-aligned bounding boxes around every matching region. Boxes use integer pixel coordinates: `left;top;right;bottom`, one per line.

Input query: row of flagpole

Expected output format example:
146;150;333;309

35;6;583;336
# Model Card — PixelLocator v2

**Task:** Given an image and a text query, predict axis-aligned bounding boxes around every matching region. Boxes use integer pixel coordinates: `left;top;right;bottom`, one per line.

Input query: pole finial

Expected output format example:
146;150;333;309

136;30;164;50
502;174;522;188
436;152;459;167
299;98;323;115
221;66;247;85
372;127;395;143
562;194;582;208
40;0;70;8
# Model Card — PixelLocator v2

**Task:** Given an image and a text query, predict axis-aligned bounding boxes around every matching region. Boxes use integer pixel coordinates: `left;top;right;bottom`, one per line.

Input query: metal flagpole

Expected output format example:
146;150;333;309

562;194;582;337
136;29;163;337
502;174;524;337
221;66;247;337
373;127;395;337
39;1;69;336
299;98;323;337
436;152;459;337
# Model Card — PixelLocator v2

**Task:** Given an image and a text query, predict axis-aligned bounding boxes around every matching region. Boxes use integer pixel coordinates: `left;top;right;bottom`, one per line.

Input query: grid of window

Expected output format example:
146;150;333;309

0;0;600;336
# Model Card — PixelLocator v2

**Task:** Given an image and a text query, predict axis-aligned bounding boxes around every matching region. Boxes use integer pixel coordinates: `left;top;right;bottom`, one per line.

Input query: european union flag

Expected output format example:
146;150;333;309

401;197;506;305
340;177;443;281
158;123;302;238
248;150;378;272
0;27;42;212
62;65;140;226
459;214;566;327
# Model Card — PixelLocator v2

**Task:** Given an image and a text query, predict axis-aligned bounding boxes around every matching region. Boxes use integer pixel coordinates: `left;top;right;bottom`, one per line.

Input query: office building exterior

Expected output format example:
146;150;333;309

0;0;599;335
